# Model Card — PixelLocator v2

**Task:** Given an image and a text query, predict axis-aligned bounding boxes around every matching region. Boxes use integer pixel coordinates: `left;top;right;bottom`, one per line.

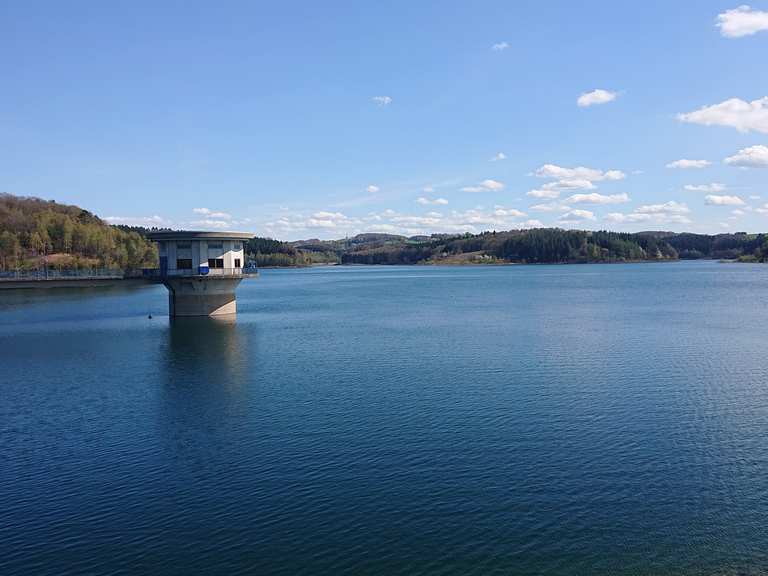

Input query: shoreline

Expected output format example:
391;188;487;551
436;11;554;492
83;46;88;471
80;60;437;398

259;257;736;269
2;258;756;289
0;277;152;291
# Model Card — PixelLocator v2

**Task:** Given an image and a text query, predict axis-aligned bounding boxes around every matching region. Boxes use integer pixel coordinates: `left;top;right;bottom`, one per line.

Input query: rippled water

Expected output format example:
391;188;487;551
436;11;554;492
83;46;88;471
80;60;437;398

1;261;768;575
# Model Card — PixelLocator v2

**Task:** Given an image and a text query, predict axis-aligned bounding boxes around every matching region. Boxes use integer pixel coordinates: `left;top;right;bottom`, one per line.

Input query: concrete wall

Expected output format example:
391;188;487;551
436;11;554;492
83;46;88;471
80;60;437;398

164;276;242;316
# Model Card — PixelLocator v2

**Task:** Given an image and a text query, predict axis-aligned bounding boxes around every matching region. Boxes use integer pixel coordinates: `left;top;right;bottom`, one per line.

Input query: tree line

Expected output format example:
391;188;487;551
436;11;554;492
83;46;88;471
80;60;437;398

4;193;768;271
245;237;339;267
0;194;157;271
288;229;768;265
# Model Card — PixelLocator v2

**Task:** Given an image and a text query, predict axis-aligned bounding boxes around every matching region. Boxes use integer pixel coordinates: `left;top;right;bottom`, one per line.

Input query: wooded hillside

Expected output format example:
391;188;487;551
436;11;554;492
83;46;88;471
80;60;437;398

0;194;157;271
283;230;768;265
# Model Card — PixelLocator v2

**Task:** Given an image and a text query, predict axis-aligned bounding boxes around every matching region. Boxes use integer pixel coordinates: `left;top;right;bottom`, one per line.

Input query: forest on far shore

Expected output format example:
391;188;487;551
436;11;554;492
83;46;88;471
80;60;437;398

3;193;768;272
245;229;768;267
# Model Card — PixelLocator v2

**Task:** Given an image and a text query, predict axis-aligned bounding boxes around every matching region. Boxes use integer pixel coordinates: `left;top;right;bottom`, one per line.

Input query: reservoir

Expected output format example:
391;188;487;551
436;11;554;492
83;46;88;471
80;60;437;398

2;261;767;575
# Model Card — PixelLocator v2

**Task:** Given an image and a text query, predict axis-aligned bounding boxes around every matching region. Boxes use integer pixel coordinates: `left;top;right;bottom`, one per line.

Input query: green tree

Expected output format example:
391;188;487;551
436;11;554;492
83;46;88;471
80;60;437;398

0;231;21;269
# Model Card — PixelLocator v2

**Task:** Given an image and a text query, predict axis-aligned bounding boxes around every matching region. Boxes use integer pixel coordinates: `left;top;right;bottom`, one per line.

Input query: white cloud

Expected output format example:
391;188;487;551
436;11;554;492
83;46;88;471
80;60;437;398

558;209;596;223
527;189;561;199
384;206;536;234
493;207;527;218
422;185;434;193
534;164;625;182
606;201;692;226
684;183;726;192
193;207;231;219
190;219;231;229
749;194;762;200
678;97;768;134
666;159;711;169
541;178;597;191
529;201;571;212
577;89;618;108
755;203;768;214
416;197;449;205
390;214;443;226
267;204;538;238
531;164;625;202
732;209;746;216
716;5;768;38
104;215;169;226
372;96;392;106
461;179;505;192
447;207;532;230
724;144;768;167
267;210;361;235
605;212;653;224
565;192;630;205
666;216;694;224
490;152;506;162
305;220;337;229
481;179;505;191
705;194;745;206
367;184;380;193
491;41;509;51
309;211;356;228
366;223;399;233
636;201;690;214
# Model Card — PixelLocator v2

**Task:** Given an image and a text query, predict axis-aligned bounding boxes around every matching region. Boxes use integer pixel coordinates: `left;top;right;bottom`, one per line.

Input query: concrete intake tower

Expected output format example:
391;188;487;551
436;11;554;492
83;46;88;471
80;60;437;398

146;231;257;317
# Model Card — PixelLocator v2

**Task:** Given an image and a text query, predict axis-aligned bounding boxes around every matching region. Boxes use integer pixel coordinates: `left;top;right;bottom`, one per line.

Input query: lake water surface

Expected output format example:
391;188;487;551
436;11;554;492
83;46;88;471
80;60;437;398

2;261;767;575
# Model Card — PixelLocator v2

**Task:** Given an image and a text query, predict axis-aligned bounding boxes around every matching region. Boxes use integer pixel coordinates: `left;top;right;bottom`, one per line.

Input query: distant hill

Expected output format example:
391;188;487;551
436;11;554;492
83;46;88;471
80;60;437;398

241;235;339;266
250;229;768;266
0;193;157;271
4;192;768;271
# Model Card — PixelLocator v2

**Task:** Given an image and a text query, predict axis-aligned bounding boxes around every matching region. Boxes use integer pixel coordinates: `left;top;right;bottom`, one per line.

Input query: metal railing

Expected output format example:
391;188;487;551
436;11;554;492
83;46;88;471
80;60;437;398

141;267;259;278
0;268;125;281
0;266;259;282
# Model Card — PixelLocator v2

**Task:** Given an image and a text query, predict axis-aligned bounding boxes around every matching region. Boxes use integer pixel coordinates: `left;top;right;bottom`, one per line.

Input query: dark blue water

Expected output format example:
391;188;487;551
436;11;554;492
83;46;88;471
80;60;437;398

2;262;768;575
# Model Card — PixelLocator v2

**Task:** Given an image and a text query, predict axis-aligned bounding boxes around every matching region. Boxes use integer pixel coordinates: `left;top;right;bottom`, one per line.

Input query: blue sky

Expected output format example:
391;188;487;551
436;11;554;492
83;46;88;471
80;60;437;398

1;1;767;239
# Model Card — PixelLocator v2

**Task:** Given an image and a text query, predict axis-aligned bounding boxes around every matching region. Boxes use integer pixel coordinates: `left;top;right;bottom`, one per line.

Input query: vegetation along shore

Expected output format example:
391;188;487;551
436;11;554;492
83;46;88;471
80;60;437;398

2;193;768;273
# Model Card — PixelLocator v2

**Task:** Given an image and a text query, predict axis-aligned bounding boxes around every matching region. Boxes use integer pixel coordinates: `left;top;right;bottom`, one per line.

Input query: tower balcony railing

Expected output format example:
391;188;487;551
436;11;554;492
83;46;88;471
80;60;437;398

141;267;259;279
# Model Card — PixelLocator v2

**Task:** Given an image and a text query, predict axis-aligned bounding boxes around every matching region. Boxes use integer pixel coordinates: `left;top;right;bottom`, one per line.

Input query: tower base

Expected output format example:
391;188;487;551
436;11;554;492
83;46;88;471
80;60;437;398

163;276;242;317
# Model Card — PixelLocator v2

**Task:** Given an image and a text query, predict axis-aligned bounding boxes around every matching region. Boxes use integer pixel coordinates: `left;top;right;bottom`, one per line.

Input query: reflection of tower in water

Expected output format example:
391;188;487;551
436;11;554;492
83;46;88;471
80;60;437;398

157;317;254;476
164;316;251;396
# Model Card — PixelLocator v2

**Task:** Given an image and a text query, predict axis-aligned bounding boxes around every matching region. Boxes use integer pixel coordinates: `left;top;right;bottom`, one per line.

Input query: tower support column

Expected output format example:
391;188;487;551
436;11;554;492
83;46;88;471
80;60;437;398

163;277;242;317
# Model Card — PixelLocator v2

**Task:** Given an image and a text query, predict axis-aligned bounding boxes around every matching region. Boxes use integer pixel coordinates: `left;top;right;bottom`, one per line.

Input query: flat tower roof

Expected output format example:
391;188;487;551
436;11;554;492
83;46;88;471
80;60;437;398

146;231;254;241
